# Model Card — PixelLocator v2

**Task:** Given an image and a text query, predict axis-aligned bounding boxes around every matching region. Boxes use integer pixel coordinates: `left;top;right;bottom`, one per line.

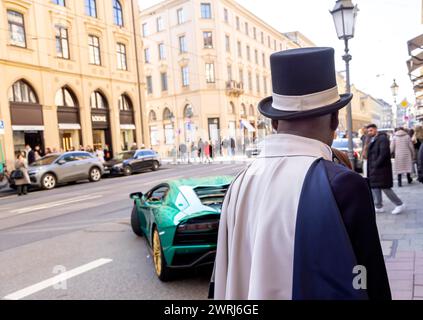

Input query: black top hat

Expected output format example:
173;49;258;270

258;47;352;120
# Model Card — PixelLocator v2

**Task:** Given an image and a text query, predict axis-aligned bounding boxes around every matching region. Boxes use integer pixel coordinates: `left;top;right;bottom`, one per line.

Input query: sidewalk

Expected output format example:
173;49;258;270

376;181;423;300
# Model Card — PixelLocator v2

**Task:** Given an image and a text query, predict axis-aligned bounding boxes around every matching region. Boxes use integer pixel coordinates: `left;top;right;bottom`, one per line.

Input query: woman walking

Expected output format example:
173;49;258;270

391;128;415;187
14;153;31;196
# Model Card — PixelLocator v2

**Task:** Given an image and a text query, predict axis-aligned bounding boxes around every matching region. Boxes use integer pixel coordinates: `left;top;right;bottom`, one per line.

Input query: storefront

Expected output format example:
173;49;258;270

119;94;136;151
90;91;112;154
208;118;220;142
9;80;44;156
56;87;81;151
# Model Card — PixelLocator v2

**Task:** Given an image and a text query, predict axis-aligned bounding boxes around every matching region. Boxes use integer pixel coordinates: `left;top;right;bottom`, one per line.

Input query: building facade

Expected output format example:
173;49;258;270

378;99;394;129
0;0;146;168
140;0;314;156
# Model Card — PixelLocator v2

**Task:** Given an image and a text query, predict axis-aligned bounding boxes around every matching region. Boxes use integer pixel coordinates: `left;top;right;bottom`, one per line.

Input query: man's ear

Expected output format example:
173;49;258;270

271;120;279;131
330;111;339;131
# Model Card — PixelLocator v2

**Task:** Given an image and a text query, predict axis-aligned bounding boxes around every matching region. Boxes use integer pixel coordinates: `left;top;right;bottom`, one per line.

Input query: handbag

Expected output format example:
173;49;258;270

11;170;24;180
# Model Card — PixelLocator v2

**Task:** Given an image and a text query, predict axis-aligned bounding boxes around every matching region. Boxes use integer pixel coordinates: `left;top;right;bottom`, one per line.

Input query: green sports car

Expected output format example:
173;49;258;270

129;176;233;281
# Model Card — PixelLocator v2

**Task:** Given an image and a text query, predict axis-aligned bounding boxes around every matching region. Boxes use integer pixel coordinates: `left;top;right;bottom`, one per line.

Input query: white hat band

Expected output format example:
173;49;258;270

271;86;340;112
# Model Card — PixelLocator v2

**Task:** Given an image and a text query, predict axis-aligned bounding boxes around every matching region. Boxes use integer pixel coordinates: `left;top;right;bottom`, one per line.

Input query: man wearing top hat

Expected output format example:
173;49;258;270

212;47;391;300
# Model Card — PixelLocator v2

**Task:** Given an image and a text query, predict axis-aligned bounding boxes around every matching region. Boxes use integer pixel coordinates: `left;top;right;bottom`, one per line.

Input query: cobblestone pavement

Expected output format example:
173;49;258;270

376;181;423;300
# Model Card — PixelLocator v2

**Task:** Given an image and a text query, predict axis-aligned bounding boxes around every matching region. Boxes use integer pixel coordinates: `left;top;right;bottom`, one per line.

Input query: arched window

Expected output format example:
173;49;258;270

55;87;77;107
241;103;246;117
8;80;38;103
113;0;123;27
249;104;255;116
149;110;157;122
118;94;132;111
90;90;108;109
229;101;235;114
184;104;193;118
163;108;172;121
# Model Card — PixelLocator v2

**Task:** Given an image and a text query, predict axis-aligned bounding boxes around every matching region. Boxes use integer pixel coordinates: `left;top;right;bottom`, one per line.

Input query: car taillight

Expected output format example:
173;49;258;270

177;220;219;233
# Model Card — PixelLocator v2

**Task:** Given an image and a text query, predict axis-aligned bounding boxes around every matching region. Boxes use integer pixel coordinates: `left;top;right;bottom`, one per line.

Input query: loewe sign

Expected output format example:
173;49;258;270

92;115;107;122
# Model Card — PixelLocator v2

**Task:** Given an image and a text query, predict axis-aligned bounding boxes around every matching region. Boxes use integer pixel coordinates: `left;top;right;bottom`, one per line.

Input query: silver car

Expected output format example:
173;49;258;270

27;151;104;190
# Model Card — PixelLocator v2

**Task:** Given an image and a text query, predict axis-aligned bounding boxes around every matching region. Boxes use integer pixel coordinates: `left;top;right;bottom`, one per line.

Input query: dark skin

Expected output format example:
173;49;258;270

271;111;340;147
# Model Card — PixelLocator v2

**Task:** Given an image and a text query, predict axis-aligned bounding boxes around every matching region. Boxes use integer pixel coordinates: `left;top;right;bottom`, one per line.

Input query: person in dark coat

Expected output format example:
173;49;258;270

418;143;423;183
25;144;36;165
366;124;404;215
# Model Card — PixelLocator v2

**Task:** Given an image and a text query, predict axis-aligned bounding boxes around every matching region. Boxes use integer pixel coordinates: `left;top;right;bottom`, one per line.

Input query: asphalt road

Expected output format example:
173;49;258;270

0;161;247;300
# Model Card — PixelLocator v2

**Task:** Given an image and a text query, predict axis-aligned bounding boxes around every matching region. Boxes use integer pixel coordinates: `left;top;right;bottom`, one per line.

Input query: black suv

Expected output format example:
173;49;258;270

104;149;161;176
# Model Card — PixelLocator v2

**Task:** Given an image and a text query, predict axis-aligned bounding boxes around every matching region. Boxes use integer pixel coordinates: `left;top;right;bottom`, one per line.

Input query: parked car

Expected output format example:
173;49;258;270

129;176;233;281
10;151;104;190
332;138;363;173
104;149;161;176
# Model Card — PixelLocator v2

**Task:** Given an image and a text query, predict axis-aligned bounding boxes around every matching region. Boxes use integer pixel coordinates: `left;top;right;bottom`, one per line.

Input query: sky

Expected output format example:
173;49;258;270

139;0;423;105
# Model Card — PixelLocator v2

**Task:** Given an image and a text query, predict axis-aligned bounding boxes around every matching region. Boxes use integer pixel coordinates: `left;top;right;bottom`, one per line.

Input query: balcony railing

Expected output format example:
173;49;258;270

226;80;244;97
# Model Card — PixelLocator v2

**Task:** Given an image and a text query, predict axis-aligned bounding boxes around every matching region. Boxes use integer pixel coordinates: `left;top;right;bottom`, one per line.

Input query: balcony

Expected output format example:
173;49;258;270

226;80;244;97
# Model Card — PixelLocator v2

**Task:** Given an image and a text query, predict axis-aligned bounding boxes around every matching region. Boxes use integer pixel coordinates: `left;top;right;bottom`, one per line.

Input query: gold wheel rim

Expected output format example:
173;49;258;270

153;229;162;276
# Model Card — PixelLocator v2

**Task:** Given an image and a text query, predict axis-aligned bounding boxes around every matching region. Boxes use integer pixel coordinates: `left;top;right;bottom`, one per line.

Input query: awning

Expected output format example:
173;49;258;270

12;125;45;131
408;34;423;55
241;119;256;132
58;123;81;130
120;124;136;130
407;51;423;74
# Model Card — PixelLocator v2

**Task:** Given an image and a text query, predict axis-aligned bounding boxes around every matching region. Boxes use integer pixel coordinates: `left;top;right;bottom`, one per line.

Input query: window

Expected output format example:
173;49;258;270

52;0;65;6
239;69;244;83
113;0;124;27
156;17;164;32
256;74;260;93
255;49;258;64
205;63;215;83
85;0;97;17
268;36;271;48
116;43;127;70
263;76;268;95
164;124;175;145
262;53;266;67
227;64;232;81
90;91;107;109
150;126;159;145
203;31;213;48
224;8;229;22
177;8;185;24
158;43;166;60
55;26;69;59
118;94;132;111
225;35;230;52
144;48;150;63
8;10;26;47
88;35;101;65
248;72;253;91
179;35;187;53
245;22;249;36
142;23;148;37
237;41;242;57
163;108;172;120
181;66;189;87
161;72;168;91
149;110;157;122
249;104;255;116
55;87;76;107
201;3;212;19
8;80;38;103
274;39;277;51
146;76;153;94
246;45;251;61
261;31;264;44
253;27;257;40
236;16;240;30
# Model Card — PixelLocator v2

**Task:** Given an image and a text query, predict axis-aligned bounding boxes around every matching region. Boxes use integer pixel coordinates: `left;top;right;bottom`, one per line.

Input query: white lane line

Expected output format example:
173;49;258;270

9;195;103;215
2;258;113;300
0;195;17;201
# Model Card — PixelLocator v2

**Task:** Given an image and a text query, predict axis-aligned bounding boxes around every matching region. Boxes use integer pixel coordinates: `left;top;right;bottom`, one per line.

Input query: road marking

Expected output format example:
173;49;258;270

9;195;103;215
3;258;113;300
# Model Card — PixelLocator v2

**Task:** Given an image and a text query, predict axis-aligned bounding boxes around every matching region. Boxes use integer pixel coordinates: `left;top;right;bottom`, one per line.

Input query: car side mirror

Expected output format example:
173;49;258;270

57;159;66;165
130;192;143;200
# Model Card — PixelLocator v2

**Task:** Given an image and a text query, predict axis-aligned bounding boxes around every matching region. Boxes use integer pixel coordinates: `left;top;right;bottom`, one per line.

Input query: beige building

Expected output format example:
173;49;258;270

140;0;314;156
0;0;146;168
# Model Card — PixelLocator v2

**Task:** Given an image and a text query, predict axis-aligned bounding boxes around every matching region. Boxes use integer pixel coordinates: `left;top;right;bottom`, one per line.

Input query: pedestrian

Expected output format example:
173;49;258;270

221;138;229;157
179;143;188;163
198;139;204;162
204;141;210;163
391;127;415;186
209;141;214;161
25;144;35;165
211;47;391;300
103;145;112;161
366;124;405;214
95;148;105;163
360;127;370;177
230;137;235;157
130;143;137;151
34;145;43;160
14;152;30;196
45;147;52;155
190;142;197;163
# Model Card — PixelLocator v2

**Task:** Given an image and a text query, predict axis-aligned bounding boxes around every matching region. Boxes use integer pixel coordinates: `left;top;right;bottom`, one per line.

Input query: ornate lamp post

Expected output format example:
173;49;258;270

330;0;359;169
391;79;399;127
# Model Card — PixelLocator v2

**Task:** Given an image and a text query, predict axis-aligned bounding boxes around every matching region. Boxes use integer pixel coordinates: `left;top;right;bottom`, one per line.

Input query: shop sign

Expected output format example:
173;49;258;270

92;115;107;123
0;120;4;135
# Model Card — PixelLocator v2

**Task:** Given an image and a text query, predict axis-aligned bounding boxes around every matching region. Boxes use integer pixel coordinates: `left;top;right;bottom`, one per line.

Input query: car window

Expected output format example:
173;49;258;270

61;155;77;162
31;155;59;166
146;186;169;202
146;150;155;156
136;151;146;158
74;153;91;160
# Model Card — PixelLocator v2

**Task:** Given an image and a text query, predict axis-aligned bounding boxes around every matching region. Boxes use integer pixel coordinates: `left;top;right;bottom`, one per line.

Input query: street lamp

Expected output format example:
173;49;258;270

330;0;359;170
391;79;399;127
